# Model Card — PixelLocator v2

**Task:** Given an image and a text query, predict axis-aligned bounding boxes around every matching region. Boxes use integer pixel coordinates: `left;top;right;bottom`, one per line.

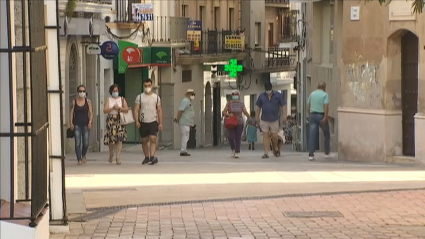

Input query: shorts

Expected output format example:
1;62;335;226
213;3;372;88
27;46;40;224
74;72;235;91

139;121;159;138
260;120;279;134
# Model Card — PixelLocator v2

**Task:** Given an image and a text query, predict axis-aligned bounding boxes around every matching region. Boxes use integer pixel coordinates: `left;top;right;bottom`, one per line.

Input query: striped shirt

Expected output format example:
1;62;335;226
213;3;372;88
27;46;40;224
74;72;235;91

227;101;245;125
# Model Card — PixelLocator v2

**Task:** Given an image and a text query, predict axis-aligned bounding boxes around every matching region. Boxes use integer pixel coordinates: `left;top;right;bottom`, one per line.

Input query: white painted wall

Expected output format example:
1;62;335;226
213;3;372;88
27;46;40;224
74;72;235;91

0;213;50;239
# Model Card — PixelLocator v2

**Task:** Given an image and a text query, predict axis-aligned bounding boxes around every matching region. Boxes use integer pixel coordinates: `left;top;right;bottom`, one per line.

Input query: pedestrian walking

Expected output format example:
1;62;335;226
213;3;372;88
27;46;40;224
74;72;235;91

255;82;287;158
103;84;129;165
69;85;93;165
243;110;258;150
307;82;333;161
174;89;196;156
222;90;250;158
133;79;163;165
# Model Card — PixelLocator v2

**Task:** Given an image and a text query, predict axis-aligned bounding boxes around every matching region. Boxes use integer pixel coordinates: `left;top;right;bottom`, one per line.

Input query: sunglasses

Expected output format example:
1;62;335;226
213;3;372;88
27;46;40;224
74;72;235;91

78;90;86;93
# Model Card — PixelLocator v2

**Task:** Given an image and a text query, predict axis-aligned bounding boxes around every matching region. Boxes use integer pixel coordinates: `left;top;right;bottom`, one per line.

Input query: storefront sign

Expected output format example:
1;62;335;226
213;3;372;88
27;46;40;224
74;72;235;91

224;34;245;50
122;47;142;64
132;3;154;22
224;59;243;78
152;47;171;64
118;40;140;74
86;44;101;55
187;20;202;51
60;16;105;36
100;41;119;60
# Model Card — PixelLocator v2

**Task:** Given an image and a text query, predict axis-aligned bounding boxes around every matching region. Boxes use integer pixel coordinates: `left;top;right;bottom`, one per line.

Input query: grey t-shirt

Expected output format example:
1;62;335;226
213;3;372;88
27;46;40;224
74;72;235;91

135;93;161;123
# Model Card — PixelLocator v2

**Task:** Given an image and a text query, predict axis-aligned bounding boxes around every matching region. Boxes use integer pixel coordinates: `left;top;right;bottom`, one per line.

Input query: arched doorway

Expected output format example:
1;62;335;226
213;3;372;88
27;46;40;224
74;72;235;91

204;82;212;146
401;32;418;156
68;43;78;107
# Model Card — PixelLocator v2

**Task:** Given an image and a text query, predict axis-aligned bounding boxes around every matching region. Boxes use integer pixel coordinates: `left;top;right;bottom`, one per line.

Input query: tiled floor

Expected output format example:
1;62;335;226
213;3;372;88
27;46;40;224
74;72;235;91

51;190;425;239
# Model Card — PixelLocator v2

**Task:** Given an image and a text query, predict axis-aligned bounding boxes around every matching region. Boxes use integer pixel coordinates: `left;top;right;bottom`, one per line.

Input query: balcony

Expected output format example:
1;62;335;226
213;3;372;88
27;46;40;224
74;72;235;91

176;29;247;65
265;0;290;8
279;10;298;43
256;46;297;73
59;0;112;13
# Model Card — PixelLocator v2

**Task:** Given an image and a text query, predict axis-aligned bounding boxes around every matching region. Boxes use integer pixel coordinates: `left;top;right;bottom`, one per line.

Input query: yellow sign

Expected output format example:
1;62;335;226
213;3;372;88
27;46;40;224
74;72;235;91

224;35;245;50
187;30;201;51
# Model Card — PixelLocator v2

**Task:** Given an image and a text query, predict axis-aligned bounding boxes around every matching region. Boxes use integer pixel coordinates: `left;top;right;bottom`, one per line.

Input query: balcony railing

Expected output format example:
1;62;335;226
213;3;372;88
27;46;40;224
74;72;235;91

279;10;298;43
79;0;112;4
116;0;140;22
265;0;290;4
263;47;296;69
181;29;246;55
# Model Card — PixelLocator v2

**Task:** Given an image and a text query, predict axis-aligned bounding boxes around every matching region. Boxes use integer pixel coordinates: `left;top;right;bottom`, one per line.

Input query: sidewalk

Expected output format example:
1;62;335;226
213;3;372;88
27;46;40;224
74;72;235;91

64;145;425;215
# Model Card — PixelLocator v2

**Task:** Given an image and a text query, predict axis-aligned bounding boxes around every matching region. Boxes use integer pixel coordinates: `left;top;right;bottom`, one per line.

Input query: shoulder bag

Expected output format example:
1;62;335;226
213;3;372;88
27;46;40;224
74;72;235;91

119;97;135;125
224;102;238;129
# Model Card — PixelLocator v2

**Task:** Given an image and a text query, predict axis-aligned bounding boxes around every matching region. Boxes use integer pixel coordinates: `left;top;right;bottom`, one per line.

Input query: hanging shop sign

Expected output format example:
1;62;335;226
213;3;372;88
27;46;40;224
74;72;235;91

100;41;119;60
224;59;243;78
187;20;202;51
132;3;154;22
86;44;101;55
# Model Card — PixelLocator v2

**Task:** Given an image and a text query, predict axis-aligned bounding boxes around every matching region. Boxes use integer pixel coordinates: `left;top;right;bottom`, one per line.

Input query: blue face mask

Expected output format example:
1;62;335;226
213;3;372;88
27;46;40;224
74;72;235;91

232;95;239;100
112;92;119;98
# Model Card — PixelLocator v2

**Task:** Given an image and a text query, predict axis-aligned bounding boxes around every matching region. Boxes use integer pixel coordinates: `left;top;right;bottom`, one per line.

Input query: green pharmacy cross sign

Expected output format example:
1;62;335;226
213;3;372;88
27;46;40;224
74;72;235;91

224;59;243;78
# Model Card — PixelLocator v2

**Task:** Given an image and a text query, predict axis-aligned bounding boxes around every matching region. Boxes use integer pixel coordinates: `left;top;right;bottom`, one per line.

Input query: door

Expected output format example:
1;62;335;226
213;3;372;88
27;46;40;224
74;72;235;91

212;82;221;146
205;82;213;146
401;32;418;156
124;68;144;143
85;53;98;151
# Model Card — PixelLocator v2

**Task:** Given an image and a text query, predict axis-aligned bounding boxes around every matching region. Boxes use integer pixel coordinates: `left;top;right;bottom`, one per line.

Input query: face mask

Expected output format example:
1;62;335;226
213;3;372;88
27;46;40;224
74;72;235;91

78;92;86;98
189;95;195;100
145;87;152;93
266;90;272;95
232;95;239;100
112;92;119;98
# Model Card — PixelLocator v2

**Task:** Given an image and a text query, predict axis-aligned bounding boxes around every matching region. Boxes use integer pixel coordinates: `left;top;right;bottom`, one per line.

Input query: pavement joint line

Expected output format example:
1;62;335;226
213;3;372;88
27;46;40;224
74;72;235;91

84;187;425;212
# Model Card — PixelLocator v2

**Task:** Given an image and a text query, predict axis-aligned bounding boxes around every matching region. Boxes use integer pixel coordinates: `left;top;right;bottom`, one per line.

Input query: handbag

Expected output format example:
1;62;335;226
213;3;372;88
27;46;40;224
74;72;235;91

224;102;238;129
66;128;75;138
119;97;135;125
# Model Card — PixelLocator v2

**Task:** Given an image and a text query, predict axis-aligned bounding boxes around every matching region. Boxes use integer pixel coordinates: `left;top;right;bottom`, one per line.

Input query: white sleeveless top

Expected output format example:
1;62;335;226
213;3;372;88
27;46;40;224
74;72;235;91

108;97;122;115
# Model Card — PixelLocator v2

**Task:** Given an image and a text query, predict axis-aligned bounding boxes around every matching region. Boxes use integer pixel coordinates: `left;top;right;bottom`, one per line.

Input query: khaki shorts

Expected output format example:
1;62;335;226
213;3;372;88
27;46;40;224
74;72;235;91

260;120;279;134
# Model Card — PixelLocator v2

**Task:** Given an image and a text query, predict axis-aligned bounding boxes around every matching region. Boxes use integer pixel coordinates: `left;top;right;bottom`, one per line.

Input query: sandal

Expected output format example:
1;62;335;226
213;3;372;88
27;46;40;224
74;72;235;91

116;158;121;165
108;155;113;163
77;160;82;165
82;157;87;164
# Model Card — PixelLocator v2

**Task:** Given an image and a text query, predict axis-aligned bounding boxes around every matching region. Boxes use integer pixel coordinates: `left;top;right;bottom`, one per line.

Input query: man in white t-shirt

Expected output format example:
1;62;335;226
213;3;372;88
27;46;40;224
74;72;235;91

134;79;163;165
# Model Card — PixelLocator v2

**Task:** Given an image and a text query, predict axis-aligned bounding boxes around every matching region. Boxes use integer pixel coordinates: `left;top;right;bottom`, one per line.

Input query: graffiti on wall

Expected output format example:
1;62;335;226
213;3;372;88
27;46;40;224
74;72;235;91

345;55;382;107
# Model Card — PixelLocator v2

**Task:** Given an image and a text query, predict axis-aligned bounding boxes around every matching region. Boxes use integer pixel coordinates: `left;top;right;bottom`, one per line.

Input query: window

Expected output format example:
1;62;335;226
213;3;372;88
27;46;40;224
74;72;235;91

181;4;189;17
268;23;274;47
214;7;220;29
254;22;261;47
229;8;234;30
182;70;192;82
199;6;205;28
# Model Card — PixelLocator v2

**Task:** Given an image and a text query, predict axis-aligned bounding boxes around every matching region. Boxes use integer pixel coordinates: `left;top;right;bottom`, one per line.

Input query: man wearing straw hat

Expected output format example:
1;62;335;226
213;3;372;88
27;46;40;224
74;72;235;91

174;89;196;156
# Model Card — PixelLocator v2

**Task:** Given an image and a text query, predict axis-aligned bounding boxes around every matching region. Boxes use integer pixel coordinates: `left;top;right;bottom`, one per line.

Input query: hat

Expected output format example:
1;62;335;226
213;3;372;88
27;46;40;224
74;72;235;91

186;89;195;93
264;82;273;90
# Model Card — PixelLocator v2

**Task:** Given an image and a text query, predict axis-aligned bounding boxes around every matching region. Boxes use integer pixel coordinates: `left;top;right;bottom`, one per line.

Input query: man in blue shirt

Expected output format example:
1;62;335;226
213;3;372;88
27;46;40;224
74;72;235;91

255;82;287;158
307;82;332;161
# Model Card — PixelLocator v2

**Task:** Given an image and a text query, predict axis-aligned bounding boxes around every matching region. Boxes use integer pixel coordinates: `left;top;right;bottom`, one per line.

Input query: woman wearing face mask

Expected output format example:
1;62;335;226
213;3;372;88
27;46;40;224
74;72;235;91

70;85;93;165
222;90;250;158
103;84;129;165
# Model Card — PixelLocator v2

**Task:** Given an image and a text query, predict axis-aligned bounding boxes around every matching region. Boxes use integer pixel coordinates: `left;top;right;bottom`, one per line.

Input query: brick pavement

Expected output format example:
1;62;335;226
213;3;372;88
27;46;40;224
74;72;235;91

51;190;425;239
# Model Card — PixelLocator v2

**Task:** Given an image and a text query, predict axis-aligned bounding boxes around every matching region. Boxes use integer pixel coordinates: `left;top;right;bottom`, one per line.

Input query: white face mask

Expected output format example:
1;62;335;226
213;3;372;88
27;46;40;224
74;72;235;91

189;95;195;100
266;90;272;95
112;92;119;98
78;92;86;98
145;87;152;93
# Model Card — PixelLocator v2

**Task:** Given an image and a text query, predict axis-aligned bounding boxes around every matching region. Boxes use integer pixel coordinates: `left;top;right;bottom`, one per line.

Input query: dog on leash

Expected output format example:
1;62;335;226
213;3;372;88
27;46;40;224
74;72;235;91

269;135;283;157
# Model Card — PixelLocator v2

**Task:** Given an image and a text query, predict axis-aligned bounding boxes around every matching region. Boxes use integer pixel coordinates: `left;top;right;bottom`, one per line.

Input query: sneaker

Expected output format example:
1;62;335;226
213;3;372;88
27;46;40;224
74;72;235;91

234;153;239;158
262;154;269;159
149;156;158;165
231;150;235;158
180;152;191;156
309;156;315;161
324;153;334;159
142;157;150;165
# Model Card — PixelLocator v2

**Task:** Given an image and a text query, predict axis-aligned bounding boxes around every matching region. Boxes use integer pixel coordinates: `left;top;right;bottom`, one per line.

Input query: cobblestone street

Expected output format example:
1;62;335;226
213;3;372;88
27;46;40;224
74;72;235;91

51;189;425;239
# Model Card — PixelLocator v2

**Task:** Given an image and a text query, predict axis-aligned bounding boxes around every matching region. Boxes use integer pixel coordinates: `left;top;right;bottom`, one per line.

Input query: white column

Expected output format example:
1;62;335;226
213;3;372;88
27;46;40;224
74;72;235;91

0;0;17;203
45;0;65;221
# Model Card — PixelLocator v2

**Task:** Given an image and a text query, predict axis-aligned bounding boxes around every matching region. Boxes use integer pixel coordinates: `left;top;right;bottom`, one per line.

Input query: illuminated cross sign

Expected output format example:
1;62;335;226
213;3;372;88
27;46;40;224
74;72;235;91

224;59;243;78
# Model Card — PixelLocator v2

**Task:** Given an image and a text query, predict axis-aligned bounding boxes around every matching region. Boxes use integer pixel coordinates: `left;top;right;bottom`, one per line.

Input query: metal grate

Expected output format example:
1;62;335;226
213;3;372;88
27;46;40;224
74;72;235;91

284;211;344;218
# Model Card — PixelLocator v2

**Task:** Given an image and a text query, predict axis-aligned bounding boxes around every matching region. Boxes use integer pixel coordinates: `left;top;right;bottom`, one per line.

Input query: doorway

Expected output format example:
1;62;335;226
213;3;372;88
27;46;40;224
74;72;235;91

401;31;418;156
212;82;221;146
205;82;213;146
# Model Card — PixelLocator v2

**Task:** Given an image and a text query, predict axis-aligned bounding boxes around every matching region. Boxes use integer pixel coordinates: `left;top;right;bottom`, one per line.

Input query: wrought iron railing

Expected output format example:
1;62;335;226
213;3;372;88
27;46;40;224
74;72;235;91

279;10;298;43
263;47;296;68
182;29;246;55
265;0;290;4
0;0;50;227
115;0;140;22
